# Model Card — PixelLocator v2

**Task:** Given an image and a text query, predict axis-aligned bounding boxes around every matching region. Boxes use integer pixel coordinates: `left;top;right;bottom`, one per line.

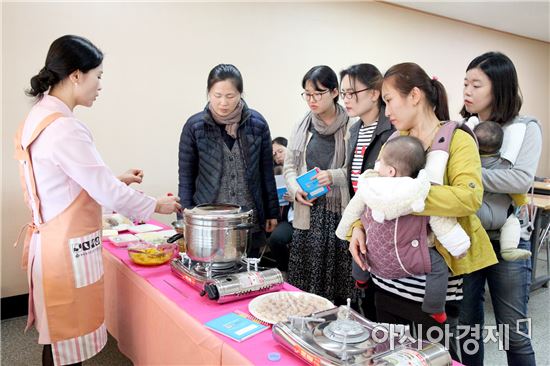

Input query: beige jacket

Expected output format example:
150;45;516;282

283;117;354;230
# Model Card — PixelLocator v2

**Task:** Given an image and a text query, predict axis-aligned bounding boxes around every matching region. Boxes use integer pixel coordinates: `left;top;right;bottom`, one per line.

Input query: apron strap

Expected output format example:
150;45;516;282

13;222;40;270
14;112;64;225
14;112;63;269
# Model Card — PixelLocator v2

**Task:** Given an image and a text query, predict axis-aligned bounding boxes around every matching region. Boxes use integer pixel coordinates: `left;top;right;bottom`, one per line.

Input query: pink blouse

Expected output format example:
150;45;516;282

20;95;156;223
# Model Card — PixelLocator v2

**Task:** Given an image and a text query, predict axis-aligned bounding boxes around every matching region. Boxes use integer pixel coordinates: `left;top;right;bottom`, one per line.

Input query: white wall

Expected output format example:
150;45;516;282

2;2;549;297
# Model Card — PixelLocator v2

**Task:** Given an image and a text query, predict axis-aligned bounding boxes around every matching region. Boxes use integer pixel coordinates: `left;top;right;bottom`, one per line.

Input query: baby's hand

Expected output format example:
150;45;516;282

454;252;467;260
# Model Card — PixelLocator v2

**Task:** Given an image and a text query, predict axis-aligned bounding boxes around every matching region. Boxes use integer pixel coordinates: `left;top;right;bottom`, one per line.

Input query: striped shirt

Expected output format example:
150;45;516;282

351;122;378;192
371;274;464;302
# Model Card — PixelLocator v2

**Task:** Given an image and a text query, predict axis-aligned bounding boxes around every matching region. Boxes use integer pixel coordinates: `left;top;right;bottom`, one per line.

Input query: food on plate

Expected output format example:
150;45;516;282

249;292;334;324
102;214;133;230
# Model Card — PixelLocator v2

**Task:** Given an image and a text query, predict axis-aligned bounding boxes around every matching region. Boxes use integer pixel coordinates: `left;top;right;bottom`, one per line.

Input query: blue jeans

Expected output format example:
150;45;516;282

459;239;535;366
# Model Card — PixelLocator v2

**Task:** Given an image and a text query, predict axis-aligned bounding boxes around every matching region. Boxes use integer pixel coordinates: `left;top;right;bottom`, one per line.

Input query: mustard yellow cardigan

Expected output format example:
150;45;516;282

347;129;498;275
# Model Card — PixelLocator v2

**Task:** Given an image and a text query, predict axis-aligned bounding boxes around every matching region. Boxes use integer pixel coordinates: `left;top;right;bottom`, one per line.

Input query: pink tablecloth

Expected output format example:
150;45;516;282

103;222;303;366
103;221;463;366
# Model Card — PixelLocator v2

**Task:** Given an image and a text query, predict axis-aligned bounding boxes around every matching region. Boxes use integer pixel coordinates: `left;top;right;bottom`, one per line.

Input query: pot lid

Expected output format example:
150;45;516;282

188;203;242;215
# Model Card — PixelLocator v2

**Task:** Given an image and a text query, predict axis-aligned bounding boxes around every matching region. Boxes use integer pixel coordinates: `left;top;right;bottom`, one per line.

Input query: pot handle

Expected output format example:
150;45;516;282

235;222;254;258
166;233;184;244
235;223;254;230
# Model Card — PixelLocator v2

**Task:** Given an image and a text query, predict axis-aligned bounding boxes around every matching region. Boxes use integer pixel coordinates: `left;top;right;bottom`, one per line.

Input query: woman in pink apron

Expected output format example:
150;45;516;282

14;35;181;366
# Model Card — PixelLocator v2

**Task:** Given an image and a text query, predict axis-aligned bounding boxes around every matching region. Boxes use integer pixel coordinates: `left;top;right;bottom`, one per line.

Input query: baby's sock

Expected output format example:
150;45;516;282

430;312;447;324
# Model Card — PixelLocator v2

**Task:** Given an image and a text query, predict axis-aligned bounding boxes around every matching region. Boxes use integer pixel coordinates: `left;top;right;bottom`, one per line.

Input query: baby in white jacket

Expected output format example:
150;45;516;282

336;136;470;322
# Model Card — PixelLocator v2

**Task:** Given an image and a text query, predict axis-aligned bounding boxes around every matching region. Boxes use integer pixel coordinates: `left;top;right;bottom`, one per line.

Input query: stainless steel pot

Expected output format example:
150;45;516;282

169;219;186;253
184;203;253;263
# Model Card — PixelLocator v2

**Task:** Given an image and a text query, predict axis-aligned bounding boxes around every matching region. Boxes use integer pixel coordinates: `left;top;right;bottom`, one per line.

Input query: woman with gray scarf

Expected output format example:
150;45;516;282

178;64;279;257
283;65;354;304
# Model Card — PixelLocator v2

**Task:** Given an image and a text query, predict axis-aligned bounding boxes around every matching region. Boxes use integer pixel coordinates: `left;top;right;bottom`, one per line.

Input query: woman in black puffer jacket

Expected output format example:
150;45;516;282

178;64;279;256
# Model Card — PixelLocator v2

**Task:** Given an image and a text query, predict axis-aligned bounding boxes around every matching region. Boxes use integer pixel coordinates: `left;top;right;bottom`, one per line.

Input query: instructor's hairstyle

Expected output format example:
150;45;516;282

27;35;103;99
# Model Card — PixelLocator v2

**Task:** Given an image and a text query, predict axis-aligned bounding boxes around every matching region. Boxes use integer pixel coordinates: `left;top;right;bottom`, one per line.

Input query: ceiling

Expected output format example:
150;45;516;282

383;1;550;43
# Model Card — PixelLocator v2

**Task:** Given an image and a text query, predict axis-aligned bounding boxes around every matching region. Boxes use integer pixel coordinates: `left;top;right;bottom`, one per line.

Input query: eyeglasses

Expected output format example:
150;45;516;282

301;90;330;102
340;88;369;100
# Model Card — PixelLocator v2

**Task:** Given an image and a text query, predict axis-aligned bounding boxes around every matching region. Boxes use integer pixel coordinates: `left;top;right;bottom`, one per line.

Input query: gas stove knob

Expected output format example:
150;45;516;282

204;284;220;300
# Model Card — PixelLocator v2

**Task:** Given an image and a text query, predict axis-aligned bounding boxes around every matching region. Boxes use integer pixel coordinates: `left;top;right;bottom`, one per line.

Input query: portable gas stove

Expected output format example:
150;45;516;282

170;253;284;303
272;301;451;366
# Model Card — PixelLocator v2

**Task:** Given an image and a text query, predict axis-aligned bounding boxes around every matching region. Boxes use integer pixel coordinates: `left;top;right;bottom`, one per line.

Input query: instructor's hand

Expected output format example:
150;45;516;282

349;226;367;271
155;195;181;214
118;169;144;185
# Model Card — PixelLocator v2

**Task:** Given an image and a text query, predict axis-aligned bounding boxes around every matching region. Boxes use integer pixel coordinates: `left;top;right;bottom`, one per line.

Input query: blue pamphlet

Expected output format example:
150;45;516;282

296;168;330;200
277;187;289;206
275;175;289;206
204;312;268;342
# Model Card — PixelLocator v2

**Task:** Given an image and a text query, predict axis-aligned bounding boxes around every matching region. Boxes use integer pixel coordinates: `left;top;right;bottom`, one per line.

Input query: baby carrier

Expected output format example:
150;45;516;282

360;121;476;279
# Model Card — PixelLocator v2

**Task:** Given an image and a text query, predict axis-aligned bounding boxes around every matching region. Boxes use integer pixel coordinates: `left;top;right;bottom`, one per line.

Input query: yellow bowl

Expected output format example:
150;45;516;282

128;242;176;266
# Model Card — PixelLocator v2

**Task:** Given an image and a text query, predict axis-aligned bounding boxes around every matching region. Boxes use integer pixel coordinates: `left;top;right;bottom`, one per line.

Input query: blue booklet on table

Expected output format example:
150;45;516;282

204;312;268;342
296;168;331;200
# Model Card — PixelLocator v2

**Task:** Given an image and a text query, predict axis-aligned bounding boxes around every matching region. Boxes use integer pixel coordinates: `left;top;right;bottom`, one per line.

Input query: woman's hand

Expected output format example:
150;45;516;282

295;189;315;207
266;219;278;233
349;226;368;270
118;169;144;185
314;170;333;187
283;192;294;202
155;195;182;214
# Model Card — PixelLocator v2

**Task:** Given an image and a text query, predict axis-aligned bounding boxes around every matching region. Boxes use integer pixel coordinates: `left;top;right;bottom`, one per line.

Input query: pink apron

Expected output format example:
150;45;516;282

14;113;107;365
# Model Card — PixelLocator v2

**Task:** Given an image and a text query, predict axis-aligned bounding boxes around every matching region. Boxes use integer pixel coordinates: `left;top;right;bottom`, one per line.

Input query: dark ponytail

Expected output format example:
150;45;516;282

430;78;449;121
384;62;449;121
28;67;60;97
27;35;103;99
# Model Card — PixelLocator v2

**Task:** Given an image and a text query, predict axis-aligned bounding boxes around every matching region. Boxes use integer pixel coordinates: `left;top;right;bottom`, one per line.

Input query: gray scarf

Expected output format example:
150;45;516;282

289;103;348;212
208;100;244;139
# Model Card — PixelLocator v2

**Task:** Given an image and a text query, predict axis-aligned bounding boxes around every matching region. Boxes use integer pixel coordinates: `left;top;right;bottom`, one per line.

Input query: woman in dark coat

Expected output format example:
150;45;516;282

178;64;279;256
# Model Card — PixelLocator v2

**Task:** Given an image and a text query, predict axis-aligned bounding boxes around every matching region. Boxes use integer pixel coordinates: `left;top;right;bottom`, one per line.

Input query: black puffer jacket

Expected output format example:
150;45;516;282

178;102;279;226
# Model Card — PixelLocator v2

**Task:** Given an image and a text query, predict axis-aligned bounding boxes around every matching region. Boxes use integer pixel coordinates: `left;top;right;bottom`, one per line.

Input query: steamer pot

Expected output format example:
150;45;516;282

184;203;253;263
